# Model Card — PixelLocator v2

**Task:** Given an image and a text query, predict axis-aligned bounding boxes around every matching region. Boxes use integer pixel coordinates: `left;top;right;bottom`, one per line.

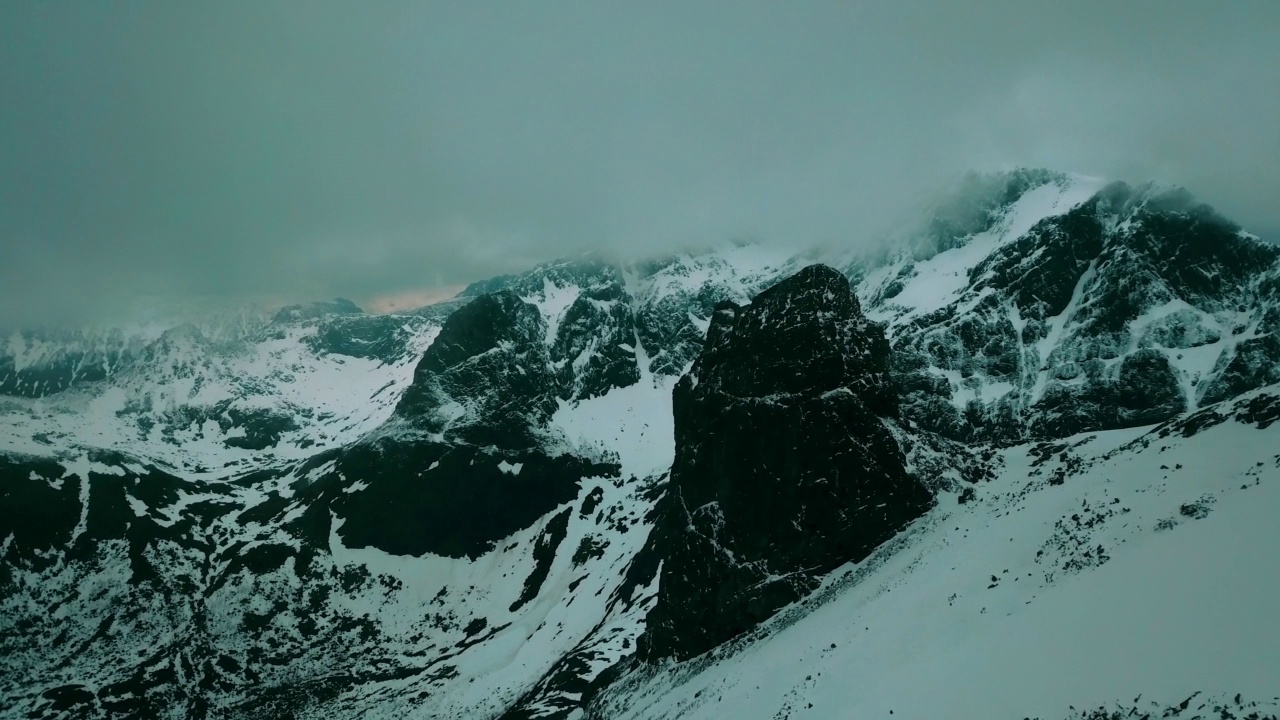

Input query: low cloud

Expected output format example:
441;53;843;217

2;1;1277;325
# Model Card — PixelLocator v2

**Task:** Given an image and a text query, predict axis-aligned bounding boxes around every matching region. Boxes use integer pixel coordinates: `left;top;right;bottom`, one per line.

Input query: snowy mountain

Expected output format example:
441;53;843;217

854;170;1280;443
2;170;1278;720
0;299;445;474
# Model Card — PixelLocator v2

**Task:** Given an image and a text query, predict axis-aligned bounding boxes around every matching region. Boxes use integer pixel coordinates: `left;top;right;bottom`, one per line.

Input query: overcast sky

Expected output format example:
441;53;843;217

2;1;1278;324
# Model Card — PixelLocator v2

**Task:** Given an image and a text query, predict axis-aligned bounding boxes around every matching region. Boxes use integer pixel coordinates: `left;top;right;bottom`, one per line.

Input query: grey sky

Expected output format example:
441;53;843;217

2;1;1278;324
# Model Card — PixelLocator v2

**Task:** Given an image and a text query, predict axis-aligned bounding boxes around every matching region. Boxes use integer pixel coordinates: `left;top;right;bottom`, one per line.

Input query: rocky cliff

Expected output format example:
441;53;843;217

637;265;934;660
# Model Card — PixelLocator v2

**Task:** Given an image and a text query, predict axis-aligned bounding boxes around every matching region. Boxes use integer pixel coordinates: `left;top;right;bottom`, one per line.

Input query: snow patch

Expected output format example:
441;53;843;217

551;374;678;479
523;277;581;346
869;174;1107;326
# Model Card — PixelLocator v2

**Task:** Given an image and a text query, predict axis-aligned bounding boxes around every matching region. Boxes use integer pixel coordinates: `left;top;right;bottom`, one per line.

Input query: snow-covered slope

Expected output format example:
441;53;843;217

590;388;1280;720
0;361;680;719
0;303;445;475
856;170;1110;326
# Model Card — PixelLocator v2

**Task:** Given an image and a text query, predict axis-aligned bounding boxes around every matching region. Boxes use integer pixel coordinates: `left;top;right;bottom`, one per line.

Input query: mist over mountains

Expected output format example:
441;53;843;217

3;169;1280;719
3;2;1279;326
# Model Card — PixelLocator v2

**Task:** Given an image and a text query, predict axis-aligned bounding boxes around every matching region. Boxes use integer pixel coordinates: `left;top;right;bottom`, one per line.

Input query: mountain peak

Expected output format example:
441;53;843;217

638;262;931;660
271;297;364;324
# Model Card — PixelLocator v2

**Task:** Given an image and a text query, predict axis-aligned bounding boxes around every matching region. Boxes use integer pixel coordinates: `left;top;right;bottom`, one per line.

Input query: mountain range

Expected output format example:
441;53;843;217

2;169;1278;720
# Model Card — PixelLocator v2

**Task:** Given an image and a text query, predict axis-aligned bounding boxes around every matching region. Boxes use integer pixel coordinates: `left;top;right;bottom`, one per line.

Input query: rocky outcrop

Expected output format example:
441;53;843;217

637;264;934;661
395;290;558;450
452;259;646;401
315;286;624;558
552;281;641;401
632;248;797;377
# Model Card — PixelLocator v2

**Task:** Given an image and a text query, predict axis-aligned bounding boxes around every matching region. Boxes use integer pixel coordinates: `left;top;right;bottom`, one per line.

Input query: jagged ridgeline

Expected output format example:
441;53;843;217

860;172;1280;443
3;169;1279;719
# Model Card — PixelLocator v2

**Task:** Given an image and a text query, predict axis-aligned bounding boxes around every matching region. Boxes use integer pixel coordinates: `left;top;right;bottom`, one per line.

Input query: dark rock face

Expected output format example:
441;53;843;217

396;290;557;450
1021;184;1272;437
469;260;644;401
1200;266;1280;405
0;454;84;568
690;268;896;412
553;282;641;401
0;451;252;717
470;259;642;401
637;265;934;661
884;189;1115;442
300;313;429;363
257;273;632;562
509;507;574;612
0;451;212;577
134;399;302;451
324;439;616;559
1203;334;1280;405
1034;348;1185;438
632;284;723;377
972;201;1105;319
256;297;447;364
632;251;796;377
314;284;623;559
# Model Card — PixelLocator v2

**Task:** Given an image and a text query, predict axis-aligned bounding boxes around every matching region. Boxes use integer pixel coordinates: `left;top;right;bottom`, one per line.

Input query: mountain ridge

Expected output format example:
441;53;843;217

3;168;1278;719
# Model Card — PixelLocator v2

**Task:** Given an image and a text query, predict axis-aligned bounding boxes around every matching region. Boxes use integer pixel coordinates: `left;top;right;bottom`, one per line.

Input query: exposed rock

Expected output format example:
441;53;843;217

455;259;646;402
395;290;557;450
0;454;84;567
637;264;934;661
632;247;797;377
300;312;431;363
1202;334;1280;405
552;282;641;401
325;441;614;559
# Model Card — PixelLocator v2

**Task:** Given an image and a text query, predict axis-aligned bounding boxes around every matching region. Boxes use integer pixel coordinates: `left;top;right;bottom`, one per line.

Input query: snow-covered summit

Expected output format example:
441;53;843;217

852;171;1280;443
